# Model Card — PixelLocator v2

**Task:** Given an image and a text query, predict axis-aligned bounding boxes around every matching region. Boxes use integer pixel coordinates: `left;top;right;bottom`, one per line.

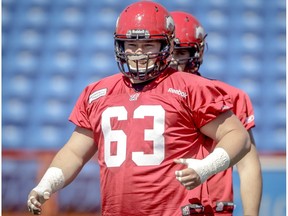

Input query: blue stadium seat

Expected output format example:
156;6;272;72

159;0;197;12
229;33;264;56
230;54;263;80
41;50;80;76
8;49;42;73
24;30;45;51
2;97;30;124
2;125;27;149
52;0;88;7
81;3;119;31
205;32;228;56
31;98;72;126
83;29;114;51
81;52;116;76
205;10;229;32
201;53;226;80
49;28;82;52
3;74;35;100
260;124;286;152
53;5;86;29
12;4;50;29
2;4;15;31
26;123;74;149
36;74;75;100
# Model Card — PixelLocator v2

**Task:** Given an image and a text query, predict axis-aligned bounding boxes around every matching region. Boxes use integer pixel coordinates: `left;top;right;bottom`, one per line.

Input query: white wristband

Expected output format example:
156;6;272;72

188;148;230;183
33;167;65;198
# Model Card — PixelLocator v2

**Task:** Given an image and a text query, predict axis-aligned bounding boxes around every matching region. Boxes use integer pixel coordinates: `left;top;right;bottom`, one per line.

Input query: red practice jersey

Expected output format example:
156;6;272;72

198;78;255;215
69;68;233;216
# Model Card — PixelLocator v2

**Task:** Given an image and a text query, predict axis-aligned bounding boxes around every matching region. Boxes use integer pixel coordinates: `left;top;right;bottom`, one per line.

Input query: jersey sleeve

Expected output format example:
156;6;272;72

189;80;233;129
241;92;255;130
69;86;93;130
231;89;255;130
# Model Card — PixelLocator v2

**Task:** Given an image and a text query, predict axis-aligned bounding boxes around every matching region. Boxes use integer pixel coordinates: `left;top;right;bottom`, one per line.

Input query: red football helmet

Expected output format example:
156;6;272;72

114;1;175;83
170;11;207;73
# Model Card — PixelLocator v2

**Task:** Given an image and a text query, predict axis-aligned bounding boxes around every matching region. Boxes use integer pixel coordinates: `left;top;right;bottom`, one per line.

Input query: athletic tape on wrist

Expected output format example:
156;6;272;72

33;167;65;196
188;148;230;183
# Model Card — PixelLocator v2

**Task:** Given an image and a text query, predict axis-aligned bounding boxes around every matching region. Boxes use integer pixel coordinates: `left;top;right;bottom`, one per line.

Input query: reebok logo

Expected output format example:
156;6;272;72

168;88;187;98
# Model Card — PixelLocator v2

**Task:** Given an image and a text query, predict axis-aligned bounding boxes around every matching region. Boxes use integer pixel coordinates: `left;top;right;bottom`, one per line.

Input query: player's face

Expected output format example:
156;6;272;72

124;40;162;73
170;48;190;72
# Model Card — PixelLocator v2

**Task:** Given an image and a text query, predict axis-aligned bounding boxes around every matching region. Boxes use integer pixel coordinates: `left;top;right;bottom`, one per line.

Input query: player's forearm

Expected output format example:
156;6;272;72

49;146;87;186
237;145;262;216
32;146;88;198
33;127;97;196
49;126;97;186
239;173;262;216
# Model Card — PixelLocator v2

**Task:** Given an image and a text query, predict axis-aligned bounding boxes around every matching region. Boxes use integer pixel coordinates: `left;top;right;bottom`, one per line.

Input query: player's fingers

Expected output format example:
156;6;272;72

28;204;41;215
176;175;192;184
175;168;193;178
181;180;197;190
27;196;42;215
174;158;195;165
174;158;187;165
176;179;196;190
175;171;200;190
28;196;41;208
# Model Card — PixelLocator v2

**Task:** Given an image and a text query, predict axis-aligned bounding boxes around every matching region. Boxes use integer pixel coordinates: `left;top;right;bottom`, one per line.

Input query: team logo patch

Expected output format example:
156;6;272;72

129;93;140;101
89;88;107;103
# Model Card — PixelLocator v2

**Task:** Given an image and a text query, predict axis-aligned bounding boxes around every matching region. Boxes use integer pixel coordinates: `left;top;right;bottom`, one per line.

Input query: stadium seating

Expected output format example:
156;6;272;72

2;1;286;215
2;0;285;152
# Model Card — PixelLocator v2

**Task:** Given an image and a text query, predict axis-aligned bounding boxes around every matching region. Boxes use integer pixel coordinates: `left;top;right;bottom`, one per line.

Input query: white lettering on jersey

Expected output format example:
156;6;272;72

168;88;187;98
102;106;127;167
89;88;107;104
101;105;165;167
132;105;165;166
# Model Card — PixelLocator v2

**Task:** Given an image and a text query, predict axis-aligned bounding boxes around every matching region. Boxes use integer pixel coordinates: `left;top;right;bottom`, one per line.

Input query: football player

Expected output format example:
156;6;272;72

27;2;251;216
170;11;262;216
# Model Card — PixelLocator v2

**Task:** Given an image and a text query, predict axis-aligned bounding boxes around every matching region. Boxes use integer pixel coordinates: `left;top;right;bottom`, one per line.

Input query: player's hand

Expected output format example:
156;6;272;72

27;189;50;215
174;158;202;190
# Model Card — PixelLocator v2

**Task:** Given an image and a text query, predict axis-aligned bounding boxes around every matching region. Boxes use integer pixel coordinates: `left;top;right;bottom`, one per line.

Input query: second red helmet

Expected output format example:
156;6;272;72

171;11;207;73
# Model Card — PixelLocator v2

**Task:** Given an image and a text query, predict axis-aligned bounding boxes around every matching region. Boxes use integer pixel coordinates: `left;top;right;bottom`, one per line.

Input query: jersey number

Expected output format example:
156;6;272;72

101;105;165;167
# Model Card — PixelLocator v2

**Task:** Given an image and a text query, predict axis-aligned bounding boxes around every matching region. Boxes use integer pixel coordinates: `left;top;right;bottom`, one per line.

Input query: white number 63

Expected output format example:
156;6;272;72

101;105;165;167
